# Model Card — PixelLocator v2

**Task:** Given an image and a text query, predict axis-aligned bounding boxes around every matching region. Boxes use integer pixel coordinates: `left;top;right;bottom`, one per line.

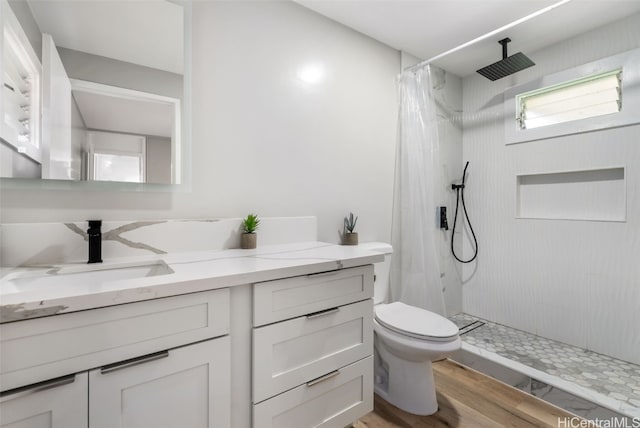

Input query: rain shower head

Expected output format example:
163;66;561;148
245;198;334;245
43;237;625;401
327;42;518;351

476;38;535;81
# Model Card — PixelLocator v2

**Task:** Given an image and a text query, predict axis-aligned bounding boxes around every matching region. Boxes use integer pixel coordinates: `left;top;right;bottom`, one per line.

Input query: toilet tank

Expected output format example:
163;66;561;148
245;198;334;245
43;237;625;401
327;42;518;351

359;242;393;304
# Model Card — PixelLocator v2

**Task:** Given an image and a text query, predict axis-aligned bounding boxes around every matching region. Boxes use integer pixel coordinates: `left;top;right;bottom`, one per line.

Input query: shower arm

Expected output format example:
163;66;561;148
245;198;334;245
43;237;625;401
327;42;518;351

500;38;511;59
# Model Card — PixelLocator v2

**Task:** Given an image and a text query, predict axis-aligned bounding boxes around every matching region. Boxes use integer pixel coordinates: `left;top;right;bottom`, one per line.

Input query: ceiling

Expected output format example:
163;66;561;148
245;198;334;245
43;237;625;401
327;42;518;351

73;91;174;138
27;0;183;74
295;0;640;76
24;1;640;78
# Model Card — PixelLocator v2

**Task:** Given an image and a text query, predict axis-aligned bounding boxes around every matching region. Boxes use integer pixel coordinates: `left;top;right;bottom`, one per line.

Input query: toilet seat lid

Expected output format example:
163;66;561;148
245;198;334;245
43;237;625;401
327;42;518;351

375;302;459;341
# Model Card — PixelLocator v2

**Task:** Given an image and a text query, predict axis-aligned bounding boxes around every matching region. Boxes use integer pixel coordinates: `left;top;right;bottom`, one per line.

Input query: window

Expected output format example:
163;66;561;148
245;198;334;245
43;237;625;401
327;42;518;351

93;153;143;183
517;70;621;130
86;131;146;182
1;1;41;162
504;48;640;145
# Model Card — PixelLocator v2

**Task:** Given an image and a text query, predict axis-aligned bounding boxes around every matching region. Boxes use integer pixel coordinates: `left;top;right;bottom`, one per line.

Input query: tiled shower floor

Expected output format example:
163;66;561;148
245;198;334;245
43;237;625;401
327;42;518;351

449;313;640;414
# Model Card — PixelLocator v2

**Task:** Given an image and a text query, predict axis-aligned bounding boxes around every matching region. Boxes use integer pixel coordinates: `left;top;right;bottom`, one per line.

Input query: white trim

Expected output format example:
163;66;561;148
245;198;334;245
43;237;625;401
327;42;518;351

70;79;181;105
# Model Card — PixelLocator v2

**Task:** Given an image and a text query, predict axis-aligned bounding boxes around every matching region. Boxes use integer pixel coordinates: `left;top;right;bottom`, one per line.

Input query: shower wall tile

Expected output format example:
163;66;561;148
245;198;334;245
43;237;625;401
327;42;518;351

431;65;464;317
461;13;640;365
534;222;589;348
586;252;640;367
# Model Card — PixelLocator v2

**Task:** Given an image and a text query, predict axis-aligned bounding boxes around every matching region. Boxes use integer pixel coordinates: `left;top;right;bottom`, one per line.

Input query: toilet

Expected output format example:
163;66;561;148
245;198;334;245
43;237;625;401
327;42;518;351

360;242;461;416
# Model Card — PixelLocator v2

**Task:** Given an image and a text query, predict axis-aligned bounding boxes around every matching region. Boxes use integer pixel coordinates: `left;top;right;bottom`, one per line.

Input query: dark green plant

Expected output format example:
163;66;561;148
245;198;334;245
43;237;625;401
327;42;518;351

344;212;358;233
242;214;260;234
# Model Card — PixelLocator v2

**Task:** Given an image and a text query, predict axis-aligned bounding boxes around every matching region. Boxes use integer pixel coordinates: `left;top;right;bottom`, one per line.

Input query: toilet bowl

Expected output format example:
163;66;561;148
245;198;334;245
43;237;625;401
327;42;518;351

374;301;460;415
359;242;461;416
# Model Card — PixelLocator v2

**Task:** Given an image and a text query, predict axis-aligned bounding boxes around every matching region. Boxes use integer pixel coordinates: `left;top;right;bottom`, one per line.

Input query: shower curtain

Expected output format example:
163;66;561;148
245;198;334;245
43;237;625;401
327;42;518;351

390;65;446;315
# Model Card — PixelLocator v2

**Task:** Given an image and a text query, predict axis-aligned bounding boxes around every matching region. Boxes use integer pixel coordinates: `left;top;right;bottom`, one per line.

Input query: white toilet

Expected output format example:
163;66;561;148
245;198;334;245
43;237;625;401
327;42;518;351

360;242;461;416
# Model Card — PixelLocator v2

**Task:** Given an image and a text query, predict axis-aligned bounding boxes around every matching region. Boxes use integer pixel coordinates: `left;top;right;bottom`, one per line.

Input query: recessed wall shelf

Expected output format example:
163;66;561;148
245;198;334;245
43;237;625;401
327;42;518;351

516;167;626;222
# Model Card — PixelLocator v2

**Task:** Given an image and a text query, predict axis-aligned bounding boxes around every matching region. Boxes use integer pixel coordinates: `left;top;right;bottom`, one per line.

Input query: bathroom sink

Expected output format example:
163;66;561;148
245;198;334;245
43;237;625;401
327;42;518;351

1;261;174;294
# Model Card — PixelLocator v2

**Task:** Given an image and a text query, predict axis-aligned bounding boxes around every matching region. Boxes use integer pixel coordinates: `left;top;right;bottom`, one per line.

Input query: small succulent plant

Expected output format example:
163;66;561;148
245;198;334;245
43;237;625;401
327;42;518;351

344;212;358;234
242;214;260;234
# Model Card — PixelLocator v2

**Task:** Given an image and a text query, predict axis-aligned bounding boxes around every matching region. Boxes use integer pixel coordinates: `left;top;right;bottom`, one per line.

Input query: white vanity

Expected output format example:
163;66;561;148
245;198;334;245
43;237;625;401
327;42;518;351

0;241;381;428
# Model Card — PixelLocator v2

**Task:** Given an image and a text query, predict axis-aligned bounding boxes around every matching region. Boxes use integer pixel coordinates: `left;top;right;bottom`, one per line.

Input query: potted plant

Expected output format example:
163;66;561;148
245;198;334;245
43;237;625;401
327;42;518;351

241;213;260;249
343;212;358;245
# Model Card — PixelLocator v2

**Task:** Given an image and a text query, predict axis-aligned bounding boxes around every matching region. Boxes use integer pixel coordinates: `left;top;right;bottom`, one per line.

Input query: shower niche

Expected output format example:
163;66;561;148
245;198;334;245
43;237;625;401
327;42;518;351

516;167;626;222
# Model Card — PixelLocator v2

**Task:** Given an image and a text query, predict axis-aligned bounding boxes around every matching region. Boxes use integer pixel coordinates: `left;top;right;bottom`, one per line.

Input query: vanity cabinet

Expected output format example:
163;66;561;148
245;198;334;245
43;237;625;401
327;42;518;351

0;253;379;428
0;373;88;428
0;289;231;428
252;266;374;428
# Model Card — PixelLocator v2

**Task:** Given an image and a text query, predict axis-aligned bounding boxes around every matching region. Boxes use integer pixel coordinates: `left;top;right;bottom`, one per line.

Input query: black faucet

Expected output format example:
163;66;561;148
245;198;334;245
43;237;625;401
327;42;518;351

87;220;103;263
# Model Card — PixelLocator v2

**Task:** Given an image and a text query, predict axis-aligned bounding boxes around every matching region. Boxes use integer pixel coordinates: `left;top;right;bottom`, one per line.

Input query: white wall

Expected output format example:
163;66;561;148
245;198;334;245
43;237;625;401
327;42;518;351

0;1;399;245
461;14;640;364
146;136;172;184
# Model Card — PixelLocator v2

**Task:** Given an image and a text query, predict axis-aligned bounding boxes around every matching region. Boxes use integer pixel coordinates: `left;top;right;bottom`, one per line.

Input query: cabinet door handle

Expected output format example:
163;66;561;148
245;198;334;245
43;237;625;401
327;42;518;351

0;374;76;401
306;370;340;387
306;307;339;319
100;350;169;374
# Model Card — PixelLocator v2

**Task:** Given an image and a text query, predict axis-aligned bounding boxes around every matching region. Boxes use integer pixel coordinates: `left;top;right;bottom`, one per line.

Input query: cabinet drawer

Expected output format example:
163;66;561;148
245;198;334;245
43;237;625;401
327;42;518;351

253;356;373;428
1;289;229;391
253;265;373;326
253;299;373;403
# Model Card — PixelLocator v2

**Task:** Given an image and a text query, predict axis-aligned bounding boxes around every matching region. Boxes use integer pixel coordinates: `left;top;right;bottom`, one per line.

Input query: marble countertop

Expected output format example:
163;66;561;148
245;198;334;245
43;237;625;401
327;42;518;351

0;241;383;323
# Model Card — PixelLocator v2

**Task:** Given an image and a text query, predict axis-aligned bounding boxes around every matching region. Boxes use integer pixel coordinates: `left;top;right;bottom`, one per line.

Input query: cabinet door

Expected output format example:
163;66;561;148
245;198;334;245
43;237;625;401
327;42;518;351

0;373;88;428
89;337;230;428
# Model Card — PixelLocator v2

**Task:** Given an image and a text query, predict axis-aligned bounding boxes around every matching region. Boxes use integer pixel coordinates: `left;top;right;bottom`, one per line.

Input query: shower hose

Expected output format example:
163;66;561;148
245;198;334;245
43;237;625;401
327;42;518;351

451;161;478;263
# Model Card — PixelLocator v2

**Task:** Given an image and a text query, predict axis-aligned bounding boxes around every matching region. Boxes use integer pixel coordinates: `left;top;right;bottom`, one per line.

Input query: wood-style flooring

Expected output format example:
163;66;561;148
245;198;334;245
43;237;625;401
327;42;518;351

355;359;586;428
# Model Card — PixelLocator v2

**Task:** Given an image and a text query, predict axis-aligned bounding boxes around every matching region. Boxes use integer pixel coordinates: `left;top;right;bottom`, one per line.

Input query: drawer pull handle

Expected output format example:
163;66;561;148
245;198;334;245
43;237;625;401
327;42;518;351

306;307;339;319
0;374;76;401
306;270;340;278
306;370;340;387
101;350;169;374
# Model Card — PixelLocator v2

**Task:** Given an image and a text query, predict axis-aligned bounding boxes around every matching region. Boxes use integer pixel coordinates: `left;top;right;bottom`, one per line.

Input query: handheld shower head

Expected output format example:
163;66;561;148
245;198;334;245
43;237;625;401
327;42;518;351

476;38;535;81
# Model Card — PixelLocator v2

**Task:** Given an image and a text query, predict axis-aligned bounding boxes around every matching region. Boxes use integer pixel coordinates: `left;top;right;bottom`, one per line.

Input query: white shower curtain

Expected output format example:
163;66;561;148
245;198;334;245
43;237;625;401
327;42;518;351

390;65;446;315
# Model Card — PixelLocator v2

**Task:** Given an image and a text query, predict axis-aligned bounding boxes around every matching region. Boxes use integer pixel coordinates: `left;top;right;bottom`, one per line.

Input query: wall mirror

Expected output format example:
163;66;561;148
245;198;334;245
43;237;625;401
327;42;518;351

0;0;188;186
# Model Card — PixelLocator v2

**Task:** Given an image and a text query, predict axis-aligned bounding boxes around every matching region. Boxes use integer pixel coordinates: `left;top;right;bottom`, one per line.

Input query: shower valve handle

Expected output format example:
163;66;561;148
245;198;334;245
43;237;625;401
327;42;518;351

439;207;449;231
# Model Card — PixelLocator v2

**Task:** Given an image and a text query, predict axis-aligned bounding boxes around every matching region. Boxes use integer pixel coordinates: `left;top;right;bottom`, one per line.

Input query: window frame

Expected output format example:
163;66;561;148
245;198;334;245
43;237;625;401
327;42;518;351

1;0;41;162
92;151;145;183
504;48;640;145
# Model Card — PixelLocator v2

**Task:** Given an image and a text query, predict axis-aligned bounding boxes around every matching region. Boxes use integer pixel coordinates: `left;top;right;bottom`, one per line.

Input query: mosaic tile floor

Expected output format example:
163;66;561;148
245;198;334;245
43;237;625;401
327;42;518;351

449;313;640;411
